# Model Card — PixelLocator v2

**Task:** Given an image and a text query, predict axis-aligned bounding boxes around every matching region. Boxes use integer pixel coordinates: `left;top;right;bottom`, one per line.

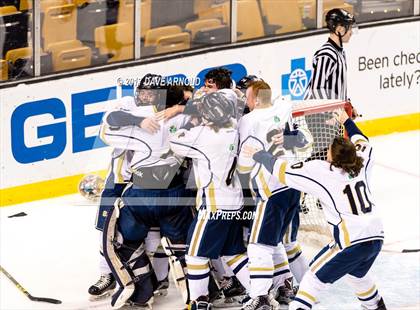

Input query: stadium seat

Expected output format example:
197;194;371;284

0;11;29;58
140;1;151;38
260;0;304;34
155;32;190;55
118;0;136;22
76;1;115;48
5;46;31;63
42;4;77;51
94;22;133;63
47;39;92;71
5;46;31;77
19;0;32;11
118;0;151;38
193;24;230;47
0;5;17;15
150;0;195;28
0;59;8;80
144;25;182;47
185;18;221;39
196;0;230;24
40;0;69;12
237;0;265;41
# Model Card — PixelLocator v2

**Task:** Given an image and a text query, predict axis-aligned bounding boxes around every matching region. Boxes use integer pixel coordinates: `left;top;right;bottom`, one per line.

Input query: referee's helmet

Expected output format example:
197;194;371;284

325;8;356;33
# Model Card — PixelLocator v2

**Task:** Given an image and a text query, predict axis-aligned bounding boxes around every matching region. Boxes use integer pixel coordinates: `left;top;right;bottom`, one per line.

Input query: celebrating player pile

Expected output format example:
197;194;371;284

86;8;386;310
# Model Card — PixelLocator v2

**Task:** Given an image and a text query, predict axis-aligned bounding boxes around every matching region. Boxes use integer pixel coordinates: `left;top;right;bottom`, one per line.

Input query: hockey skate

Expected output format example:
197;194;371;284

153;277;169;297
221;276;246;298
240;295;272;310
275;282;295;305
362;297;387;310
212;276;246;308
189;295;212;310
120;297;154;310
267;292;282;310
88;273;116;301
375;298;387;310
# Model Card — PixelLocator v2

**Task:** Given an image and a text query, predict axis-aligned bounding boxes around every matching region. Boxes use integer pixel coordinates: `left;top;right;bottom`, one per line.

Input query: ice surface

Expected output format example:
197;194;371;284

1;131;419;310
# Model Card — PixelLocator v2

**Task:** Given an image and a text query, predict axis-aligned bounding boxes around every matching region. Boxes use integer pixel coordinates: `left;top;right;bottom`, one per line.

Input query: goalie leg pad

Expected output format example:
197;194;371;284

118;240;157;306
161;237;190;303
102;201;134;309
95;182;127;231
102;200;157;309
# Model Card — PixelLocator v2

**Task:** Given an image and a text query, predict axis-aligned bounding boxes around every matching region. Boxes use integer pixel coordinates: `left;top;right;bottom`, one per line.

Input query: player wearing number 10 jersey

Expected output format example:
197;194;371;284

250;110;386;310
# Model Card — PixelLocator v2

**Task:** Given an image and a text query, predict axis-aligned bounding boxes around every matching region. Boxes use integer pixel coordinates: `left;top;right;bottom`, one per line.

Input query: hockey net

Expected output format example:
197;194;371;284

290;100;349;246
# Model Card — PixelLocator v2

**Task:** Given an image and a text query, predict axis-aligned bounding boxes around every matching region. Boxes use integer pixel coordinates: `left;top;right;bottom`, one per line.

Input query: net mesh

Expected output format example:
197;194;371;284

291;100;347;238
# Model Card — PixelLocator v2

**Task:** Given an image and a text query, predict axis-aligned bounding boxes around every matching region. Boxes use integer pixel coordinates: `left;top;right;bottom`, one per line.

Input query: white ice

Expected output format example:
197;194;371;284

1;131;419;310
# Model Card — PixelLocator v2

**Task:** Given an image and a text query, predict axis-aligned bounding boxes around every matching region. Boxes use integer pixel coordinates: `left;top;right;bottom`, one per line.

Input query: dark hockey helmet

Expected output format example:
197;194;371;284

325;8;356;33
236;75;263;91
199;92;235;126
134;73;167;109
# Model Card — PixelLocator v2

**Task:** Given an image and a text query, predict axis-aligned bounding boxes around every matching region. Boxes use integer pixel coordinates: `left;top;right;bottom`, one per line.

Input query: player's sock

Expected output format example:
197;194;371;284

222;258;235;277
186;255;210;301
99;250;112;274
210;257;225;282
284;241;307;283
289;271;326;310
152;245;170;282
272;244;292;291
248;243;274;299
346;274;383;310
222;253;250;293
98;231;111;275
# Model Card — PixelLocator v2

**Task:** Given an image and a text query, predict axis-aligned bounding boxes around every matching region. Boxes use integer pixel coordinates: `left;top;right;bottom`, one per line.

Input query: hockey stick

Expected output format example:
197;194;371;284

0;265;62;304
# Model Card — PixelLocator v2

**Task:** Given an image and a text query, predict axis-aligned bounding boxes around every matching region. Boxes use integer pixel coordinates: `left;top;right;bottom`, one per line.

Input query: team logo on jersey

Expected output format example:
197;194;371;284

274;116;280;123
229;144;235;151
281;58;312;100
169;125;177;133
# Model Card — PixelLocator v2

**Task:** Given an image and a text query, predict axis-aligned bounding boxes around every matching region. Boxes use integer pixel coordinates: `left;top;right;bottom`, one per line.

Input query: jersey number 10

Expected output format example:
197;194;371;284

343;181;373;215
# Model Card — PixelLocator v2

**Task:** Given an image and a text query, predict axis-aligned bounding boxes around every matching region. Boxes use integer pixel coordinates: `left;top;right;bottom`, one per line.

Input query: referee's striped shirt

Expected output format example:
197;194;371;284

304;38;347;100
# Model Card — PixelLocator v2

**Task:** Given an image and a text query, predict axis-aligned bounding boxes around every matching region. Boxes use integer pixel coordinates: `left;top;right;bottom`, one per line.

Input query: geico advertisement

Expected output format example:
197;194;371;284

1;21;418;188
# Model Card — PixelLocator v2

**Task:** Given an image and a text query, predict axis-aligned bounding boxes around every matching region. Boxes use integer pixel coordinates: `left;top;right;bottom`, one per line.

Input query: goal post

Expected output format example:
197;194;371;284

290;99;351;241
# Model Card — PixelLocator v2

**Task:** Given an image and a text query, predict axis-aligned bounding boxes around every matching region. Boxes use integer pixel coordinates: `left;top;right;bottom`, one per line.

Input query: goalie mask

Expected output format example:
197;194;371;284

78;174;105;201
198;92;235;126
134;74;167;110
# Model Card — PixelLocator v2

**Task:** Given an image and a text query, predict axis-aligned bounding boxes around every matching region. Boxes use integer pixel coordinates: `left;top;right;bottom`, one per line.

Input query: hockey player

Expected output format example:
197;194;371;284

88;78;171;300
237;81;308;310
100;74;194;308
245;109;386;310
163;68;248;302
170;92;250;310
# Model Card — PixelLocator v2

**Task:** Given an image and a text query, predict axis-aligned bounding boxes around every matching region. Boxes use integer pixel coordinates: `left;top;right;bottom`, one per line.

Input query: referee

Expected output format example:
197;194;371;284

304;8;356;100
304;8;358;156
